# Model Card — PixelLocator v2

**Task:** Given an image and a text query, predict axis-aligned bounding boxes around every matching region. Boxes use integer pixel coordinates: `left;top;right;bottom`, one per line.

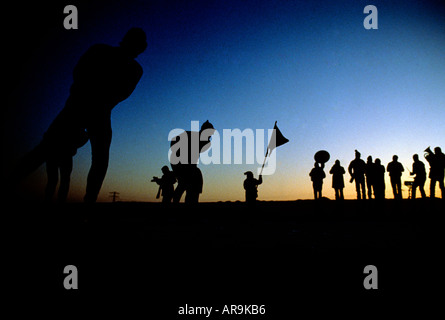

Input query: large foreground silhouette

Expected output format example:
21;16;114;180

14;28;147;202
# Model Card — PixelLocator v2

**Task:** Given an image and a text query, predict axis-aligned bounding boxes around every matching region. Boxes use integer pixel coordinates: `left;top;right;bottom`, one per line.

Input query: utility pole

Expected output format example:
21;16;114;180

109;191;120;203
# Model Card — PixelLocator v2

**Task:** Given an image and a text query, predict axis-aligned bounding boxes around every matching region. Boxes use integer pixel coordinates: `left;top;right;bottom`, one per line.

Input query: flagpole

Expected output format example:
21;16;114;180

259;148;269;176
259;121;276;176
259;121;288;176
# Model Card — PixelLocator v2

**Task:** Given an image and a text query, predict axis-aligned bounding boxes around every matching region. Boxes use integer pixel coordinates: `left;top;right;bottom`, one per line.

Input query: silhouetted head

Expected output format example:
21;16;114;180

434;147;442;154
355;150;361;159
335;160;340;165
120;28;147;58
393;155;398;161
200;120;214;131
200;120;215;139
413;154;419;161
244;171;254;179
367;156;372;163
375;158;381;165
161;166;169;174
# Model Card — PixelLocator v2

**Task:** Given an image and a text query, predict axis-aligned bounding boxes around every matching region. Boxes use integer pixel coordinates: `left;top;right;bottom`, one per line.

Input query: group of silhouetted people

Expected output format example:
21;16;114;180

310;147;445;200
10;28;445;204
152;120;215;204
153;118;263;206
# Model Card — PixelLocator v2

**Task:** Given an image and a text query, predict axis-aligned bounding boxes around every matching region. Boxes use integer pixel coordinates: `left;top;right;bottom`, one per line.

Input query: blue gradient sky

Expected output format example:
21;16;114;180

7;0;445;201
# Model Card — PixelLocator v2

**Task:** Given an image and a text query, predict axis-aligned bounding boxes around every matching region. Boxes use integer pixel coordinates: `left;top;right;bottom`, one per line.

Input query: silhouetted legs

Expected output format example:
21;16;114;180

390;177;402;199
374;182;385;199
430;179;445;199
354;178;366;200
173;179;186;203
173;182;200;203
84;119;112;203
45;156;73;203
412;179;426;199
185;190;200;204
58;157;73;202
366;179;373;199
334;188;344;200
162;194;174;204
313;183;322;199
45;160;59;202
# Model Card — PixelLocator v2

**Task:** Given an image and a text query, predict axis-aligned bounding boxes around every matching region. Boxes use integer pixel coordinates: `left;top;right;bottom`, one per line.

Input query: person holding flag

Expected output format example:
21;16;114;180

243;171;263;204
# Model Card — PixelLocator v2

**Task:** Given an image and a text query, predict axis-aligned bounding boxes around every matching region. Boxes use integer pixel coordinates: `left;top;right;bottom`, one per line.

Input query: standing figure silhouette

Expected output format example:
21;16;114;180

152;166;177;204
14;28;147;203
365;156;375;199
425;146;445;199
410;154;426;199
169;120;215;203
44;128;89;203
348;150;366;200
243;171;262;204
373;158;386;199
387;155;404;199
310;162;325;200
329;160;345;200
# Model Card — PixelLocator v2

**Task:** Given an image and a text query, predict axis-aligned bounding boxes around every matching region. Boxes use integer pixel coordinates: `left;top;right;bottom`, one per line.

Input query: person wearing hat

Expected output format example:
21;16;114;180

243;171;262;204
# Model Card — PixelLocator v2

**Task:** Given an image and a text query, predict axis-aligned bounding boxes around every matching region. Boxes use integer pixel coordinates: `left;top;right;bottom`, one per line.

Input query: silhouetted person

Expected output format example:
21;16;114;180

329;160;345;200
387;155;404;199
185;166;203;204
348;150;366;200
373;158;385;199
310;162;325;200
425;146;445;199
410;154;426;199
14;28;147;203
152;166;177;204
365;156;375;199
44;128;88;203
243;171;262;204
170;120;215;203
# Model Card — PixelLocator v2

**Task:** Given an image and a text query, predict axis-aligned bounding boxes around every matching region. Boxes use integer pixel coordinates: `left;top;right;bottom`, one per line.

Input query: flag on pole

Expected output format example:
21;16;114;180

259;121;289;175
266;121;289;155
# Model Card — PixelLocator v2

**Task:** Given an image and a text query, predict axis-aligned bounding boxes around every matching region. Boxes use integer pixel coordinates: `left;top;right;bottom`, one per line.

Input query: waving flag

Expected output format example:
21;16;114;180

267;121;289;154
259;121;289;175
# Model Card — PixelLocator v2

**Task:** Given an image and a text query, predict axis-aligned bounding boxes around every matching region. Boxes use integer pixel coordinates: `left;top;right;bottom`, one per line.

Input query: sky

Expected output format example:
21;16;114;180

5;0;445;202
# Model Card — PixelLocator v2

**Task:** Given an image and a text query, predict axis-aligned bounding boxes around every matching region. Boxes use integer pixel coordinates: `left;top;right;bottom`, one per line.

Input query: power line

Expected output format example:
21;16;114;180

109;191;120;202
